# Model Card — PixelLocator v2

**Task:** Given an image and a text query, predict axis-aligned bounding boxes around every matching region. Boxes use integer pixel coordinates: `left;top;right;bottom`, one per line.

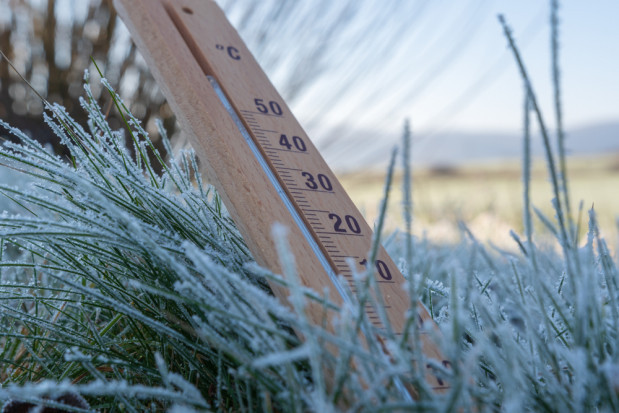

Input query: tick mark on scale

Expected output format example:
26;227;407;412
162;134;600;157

317;231;364;237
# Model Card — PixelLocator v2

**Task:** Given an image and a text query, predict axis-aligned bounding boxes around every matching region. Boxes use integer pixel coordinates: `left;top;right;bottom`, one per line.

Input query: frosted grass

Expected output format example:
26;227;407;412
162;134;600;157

0;15;618;413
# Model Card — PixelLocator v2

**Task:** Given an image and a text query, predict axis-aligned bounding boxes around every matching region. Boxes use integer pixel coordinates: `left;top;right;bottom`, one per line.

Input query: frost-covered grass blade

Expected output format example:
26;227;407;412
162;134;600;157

0;6;618;411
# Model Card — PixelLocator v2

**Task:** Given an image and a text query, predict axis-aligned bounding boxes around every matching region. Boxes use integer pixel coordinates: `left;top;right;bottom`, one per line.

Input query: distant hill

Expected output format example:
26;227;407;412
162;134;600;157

415;120;619;166
322;120;619;171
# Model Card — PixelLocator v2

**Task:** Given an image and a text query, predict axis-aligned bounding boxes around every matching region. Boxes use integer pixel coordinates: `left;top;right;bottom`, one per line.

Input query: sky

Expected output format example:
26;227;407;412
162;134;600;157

428;0;619;133
43;0;619;169
217;0;619;169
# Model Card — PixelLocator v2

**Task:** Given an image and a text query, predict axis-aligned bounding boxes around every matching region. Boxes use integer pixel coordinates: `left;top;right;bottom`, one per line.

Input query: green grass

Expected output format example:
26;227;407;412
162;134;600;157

0;75;617;411
0;4;618;412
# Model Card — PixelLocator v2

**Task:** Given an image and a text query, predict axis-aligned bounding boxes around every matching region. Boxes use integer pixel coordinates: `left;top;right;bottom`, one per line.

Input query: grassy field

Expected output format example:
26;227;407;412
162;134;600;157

339;153;619;252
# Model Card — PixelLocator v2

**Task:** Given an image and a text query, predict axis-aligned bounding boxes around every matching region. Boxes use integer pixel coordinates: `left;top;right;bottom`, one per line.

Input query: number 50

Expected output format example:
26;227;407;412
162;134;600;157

254;98;283;115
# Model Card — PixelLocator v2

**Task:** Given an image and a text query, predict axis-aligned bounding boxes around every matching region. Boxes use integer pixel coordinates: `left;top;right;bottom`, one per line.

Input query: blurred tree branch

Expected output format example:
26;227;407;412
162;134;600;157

0;0;175;157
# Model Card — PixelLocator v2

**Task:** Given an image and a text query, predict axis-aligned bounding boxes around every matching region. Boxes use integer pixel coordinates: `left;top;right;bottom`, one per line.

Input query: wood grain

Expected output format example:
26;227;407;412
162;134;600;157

114;0;450;395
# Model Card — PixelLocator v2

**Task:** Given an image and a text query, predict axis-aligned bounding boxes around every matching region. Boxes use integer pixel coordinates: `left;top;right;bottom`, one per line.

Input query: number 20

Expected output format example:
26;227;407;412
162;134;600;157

328;213;361;234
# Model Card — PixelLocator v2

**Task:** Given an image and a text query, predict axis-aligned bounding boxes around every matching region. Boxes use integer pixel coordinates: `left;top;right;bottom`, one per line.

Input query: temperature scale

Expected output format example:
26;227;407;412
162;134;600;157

114;0;450;399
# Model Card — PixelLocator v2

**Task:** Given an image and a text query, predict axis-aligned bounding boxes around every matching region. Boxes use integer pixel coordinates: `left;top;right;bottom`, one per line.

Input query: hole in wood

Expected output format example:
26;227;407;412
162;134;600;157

182;7;193;14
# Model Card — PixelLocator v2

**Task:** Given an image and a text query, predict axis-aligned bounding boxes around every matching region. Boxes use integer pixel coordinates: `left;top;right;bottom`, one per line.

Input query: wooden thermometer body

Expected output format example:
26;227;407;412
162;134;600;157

114;0;449;396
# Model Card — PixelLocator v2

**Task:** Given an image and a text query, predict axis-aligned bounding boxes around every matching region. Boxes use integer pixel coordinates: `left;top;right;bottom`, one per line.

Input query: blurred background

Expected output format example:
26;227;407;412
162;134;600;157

0;0;617;249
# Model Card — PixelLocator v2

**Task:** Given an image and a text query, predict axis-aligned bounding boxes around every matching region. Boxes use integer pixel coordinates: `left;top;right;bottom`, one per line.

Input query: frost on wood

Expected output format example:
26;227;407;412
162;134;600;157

0;74;617;412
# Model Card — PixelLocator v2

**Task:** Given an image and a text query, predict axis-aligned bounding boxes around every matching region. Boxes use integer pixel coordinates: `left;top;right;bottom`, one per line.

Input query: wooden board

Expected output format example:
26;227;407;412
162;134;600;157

113;0;450;396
